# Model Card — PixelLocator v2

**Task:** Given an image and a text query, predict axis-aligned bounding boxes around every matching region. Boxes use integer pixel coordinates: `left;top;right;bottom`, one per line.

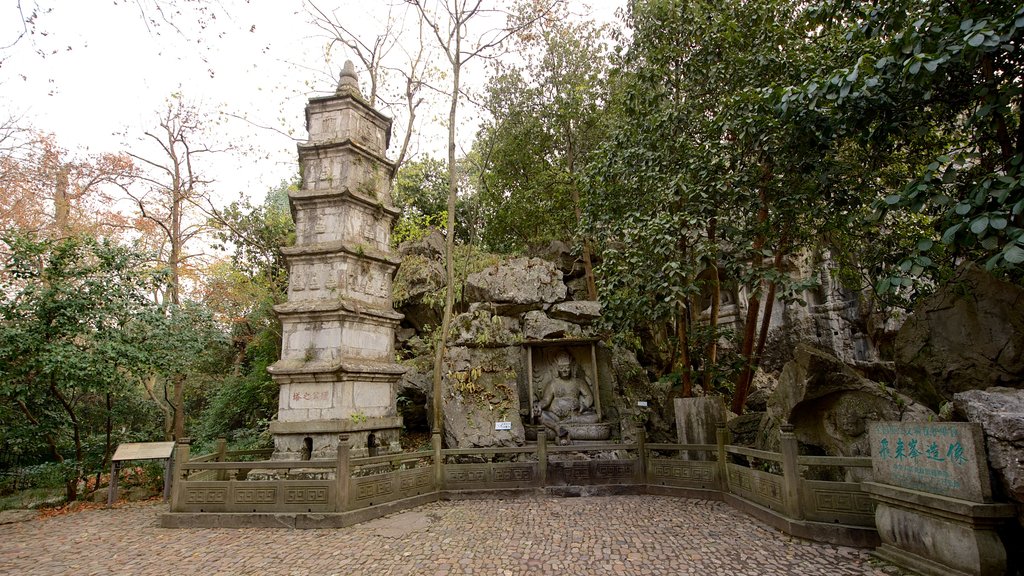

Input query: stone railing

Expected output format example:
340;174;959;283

162;424;877;546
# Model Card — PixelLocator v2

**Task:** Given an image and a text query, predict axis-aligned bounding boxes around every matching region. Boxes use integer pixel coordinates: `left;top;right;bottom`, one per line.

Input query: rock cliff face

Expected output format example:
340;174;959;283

895;264;1024;408
954;387;1024;524
755;251;896;372
394;239;638;448
394;234;1024;496
765;345;933;461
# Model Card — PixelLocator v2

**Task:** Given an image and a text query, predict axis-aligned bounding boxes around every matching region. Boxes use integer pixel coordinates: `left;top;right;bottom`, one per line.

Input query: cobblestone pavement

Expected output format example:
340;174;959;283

0;496;901;576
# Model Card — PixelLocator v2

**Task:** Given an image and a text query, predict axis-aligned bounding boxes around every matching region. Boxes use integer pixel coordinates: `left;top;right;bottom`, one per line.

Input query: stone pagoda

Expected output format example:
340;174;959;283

268;61;405;459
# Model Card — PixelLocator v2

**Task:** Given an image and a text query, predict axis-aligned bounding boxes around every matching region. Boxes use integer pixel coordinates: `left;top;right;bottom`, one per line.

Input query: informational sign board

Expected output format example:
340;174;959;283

494;421;512;431
112;442;176;462
869;422;993;503
108;441;177;506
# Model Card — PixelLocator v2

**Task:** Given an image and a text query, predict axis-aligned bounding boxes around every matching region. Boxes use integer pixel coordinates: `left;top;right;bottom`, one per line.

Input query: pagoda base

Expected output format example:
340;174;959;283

271;417;403;459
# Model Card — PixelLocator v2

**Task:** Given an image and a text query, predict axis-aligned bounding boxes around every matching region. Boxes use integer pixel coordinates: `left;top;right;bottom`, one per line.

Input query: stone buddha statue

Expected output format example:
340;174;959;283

533;351;603;444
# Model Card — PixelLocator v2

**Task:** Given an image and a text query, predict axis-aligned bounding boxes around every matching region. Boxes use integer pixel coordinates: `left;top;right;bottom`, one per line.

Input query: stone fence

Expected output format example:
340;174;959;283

160;425;878;547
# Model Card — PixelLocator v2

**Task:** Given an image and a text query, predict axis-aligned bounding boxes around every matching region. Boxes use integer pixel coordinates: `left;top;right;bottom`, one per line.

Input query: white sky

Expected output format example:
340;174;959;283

1;0;623;208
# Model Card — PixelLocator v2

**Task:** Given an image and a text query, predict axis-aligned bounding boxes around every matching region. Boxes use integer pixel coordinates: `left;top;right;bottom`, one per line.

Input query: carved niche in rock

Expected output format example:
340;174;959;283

526;343;610;444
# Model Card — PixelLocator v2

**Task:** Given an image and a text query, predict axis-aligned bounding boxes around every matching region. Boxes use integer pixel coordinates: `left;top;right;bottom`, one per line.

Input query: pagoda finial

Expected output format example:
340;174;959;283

337;60;360;94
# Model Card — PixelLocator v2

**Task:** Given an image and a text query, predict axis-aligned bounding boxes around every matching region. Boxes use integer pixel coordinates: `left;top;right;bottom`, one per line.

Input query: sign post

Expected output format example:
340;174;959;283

107;442;176;506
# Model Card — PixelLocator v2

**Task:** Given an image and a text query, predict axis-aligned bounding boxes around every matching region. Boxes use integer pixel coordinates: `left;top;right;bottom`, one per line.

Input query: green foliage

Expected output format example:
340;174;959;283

587;0;838;390
392;157;480;245
392;210;447;246
198;183;293;450
0;232;167;499
475;15;610;254
210;179;295;295
775;0;1024;292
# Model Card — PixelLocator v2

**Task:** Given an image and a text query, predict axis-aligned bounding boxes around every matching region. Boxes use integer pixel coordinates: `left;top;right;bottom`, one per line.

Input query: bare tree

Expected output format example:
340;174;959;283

123;97;221;440
306;0;430;176
408;0;563;435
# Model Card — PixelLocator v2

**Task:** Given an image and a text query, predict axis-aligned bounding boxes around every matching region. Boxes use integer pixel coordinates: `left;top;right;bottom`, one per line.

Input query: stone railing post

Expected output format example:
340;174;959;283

716;424;729;493
432;432;443;493
170;437;191;512
538;430;548;487
779;423;803;520
336;434;350;512
214;437;228;481
636;426;647;485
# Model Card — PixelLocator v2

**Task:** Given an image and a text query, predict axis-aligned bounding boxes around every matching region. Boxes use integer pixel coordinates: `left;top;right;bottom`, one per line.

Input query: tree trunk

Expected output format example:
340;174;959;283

566;140;598;301
703;219;720;390
731;289;761;415
172;373;186;440
746;246;787;394
49;380;83;502
675;301;693;397
101;392;113;494
431;24;463;436
732;183;769;415
142;374;174;440
54;163;70;237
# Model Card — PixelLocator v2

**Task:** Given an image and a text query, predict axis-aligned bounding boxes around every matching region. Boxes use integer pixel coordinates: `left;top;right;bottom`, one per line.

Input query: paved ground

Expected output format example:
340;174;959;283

0;496;902;575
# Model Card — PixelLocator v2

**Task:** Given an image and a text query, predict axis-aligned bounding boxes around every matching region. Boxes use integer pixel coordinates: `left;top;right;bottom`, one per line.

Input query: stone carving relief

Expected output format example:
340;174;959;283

531;348;609;443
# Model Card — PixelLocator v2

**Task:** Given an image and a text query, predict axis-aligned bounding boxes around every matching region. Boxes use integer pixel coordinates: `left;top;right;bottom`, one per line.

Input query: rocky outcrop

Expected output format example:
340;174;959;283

745;369;778;413
522;310;588;341
464;257;567;305
756;251;894;372
895;264;1024;408
392;253;444;332
953;387;1024;522
441;346;525;449
549;300;602;324
393;239;612;449
768;344;933;459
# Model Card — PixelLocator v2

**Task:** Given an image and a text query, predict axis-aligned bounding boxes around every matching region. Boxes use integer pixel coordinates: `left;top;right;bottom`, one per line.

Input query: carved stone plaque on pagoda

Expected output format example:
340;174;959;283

268;61;405;459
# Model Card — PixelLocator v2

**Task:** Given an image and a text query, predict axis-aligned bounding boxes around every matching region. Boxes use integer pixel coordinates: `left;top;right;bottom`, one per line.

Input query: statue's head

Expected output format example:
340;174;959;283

555;351;573;378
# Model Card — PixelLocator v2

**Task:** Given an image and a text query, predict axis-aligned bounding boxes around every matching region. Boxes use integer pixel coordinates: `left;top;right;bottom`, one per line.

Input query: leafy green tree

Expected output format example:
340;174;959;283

130;300;229;441
589;0;843;411
198;182;298;448
475;14;609;295
775;0;1024;294
0;232;163;501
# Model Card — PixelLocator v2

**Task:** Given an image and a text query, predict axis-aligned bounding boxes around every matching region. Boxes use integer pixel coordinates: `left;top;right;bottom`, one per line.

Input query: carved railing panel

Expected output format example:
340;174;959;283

546;459;640;486
726;463;786;512
443;462;541;490
180;480;336;513
801;479;876;526
647;458;719;490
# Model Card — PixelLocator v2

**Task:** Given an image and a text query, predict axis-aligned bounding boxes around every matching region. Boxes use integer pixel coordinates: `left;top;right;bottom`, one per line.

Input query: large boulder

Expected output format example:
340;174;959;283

534;240;577;276
397;228;445;260
745;369;778;413
450;308;523;347
441;346;525;449
397;355;433;432
392;253;444;331
768;344;933;458
522;310;587;341
549;300;602;325
953;387;1024;522
895;264;1024;408
464;257;567;305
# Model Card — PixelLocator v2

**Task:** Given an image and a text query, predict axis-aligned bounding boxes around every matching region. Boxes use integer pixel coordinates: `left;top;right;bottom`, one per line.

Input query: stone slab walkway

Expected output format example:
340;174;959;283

0;496;903;575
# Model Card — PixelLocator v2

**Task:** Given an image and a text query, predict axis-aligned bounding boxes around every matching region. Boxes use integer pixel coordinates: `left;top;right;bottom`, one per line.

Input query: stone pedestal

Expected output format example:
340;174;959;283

866;422;1016;576
268;61;405;460
674;397;726;461
863;482;1015;576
